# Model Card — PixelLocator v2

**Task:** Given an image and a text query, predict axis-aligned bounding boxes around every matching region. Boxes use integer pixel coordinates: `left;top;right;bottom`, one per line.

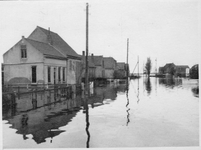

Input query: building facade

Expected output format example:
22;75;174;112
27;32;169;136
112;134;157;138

114;62;127;79
103;57;117;79
80;52;96;81
158;63;190;77
89;55;105;78
3;26;81;85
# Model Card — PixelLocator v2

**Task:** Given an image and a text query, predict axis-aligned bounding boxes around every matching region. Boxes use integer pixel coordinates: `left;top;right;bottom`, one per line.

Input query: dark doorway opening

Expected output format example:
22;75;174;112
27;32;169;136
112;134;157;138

32;66;37;83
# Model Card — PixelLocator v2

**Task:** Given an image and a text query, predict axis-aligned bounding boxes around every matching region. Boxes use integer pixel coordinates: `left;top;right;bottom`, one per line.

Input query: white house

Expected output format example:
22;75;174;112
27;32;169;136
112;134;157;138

3;26;81;85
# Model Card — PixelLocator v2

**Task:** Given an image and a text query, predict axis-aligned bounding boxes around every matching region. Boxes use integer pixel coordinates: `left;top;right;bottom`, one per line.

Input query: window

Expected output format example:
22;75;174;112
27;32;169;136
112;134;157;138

63;67;65;82
21;45;27;58
58;67;61;82
48;67;51;83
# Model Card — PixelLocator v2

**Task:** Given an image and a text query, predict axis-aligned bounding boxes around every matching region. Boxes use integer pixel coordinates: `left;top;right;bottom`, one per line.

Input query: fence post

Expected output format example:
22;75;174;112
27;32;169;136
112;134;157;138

18;86;20;94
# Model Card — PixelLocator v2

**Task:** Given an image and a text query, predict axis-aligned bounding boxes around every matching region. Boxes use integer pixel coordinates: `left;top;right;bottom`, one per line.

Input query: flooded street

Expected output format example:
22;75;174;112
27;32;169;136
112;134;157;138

2;77;199;148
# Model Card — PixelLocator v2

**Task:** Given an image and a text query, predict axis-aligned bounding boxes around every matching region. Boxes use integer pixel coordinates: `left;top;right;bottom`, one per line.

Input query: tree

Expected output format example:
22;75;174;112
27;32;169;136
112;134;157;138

145;57;152;76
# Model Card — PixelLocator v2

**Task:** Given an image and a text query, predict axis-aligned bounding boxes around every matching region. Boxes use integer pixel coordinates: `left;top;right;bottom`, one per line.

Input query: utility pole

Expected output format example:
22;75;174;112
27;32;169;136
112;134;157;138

138;55;139;77
85;3;89;95
127;38;129;79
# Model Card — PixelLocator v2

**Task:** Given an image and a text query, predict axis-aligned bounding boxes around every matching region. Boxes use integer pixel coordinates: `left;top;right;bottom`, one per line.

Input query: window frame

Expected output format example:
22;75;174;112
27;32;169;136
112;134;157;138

21;45;27;59
48;66;51;83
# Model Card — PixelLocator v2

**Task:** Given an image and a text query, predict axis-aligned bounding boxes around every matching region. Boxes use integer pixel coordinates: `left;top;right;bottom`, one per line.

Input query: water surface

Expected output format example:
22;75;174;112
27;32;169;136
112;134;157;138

2;77;199;148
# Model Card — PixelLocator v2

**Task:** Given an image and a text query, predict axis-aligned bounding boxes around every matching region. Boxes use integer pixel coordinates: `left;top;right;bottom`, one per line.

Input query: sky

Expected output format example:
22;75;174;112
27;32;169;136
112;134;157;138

0;0;200;73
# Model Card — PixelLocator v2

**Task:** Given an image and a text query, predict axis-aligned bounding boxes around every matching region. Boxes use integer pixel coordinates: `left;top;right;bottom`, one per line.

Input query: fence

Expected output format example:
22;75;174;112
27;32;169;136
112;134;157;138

2;83;82;108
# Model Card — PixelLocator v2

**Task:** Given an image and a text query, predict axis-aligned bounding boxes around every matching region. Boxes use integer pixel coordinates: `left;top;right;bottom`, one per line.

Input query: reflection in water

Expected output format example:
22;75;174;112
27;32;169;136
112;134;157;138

2;84;127;146
144;77;152;95
191;86;199;97
159;78;182;88
137;78;140;103
126;80;130;126
82;91;90;148
85;98;90;148
20;114;29;140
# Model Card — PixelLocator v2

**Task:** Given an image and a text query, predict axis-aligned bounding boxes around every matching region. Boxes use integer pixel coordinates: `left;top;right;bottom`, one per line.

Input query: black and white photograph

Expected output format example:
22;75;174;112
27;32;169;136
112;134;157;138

0;0;200;149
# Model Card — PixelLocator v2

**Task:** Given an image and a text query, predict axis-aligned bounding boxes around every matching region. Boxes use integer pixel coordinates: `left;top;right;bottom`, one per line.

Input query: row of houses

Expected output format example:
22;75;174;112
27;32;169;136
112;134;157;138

2;26;128;86
80;51;128;81
158;63;190;77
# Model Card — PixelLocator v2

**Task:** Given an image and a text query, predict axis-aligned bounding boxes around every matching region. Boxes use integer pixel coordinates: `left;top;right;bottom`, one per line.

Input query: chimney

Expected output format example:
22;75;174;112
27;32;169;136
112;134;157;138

21;36;25;44
91;53;94;63
82;51;85;56
47;27;53;45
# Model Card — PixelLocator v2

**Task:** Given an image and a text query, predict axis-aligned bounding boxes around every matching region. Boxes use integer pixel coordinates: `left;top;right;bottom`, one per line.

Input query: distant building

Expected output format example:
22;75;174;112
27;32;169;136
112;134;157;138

103;57;117;79
158;63;189;77
163;63;176;75
3;26;81;85
114;62;127;79
190;64;199;79
89;55;105;78
80;52;96;81
175;65;189;77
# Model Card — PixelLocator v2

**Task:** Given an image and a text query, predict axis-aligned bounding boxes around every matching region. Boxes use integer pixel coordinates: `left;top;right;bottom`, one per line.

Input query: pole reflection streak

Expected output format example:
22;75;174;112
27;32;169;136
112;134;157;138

85;98;90;148
126;80;130;126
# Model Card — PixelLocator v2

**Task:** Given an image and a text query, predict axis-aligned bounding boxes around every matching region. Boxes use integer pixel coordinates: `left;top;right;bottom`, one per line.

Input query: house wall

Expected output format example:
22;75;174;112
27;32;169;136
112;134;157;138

186;68;190;77
81;67;95;80
95;66;104;78
3;39;43;64
105;69;114;79
3;38;44;84
4;63;44;84
44;57;67;84
67;59;81;84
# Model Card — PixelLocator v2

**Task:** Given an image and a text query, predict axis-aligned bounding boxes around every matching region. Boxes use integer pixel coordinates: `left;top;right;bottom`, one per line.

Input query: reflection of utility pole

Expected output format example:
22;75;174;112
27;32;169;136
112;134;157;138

126;38;130;126
85;97;90;148
126;82;130;126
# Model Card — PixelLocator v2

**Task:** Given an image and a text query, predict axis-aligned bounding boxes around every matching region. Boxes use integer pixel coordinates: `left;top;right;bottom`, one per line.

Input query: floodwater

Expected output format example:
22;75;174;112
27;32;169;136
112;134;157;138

2;77;199;148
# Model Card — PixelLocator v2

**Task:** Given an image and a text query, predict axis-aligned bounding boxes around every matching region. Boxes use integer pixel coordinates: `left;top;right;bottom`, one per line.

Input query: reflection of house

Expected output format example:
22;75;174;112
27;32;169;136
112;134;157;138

3;26;81;85
103;57;117;79
5;97;82;144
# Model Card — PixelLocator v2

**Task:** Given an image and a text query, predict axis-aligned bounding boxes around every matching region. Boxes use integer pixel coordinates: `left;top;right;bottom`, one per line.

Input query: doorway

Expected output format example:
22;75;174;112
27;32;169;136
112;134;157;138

32;66;37;83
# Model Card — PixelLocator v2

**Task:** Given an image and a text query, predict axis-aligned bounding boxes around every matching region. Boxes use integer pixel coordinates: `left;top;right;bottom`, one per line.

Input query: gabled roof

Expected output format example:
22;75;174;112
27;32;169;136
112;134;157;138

103;57;116;69
26;38;65;59
80;55;96;68
29;26;80;59
164;63;175;69
89;55;103;66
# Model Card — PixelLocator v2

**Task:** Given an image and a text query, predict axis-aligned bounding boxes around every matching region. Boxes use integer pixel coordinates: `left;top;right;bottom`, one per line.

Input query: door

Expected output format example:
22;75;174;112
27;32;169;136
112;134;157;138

32;66;37;83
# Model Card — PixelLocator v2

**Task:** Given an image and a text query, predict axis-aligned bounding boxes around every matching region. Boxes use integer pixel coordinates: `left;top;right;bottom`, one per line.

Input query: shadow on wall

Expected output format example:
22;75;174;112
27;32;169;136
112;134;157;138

8;77;31;85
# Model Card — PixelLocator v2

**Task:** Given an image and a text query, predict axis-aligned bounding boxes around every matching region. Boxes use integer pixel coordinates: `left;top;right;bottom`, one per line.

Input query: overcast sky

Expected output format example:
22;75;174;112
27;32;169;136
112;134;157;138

0;0;200;73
